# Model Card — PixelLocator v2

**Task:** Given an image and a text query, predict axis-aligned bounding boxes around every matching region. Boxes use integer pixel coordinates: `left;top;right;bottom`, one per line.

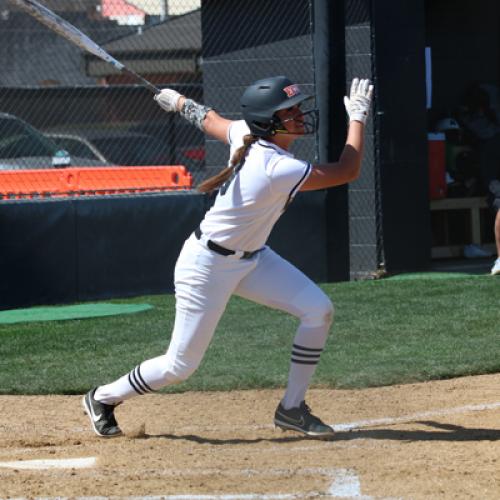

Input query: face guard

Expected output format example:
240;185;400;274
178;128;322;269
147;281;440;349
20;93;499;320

273;104;319;136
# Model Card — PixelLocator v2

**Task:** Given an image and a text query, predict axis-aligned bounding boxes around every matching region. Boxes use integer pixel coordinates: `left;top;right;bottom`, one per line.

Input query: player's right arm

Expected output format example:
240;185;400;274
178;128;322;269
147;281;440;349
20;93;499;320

154;90;233;144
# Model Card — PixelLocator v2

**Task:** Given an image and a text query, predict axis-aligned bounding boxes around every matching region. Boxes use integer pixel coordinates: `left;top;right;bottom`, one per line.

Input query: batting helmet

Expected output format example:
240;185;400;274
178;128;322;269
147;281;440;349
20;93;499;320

240;76;318;137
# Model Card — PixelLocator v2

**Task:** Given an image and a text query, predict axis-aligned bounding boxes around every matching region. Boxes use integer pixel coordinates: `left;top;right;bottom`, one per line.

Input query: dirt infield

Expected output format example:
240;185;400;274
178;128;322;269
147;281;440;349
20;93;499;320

1;373;500;499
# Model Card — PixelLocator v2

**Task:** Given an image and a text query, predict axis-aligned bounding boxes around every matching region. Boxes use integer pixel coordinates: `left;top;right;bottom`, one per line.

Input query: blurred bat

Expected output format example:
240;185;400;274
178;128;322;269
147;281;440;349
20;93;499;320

9;0;160;94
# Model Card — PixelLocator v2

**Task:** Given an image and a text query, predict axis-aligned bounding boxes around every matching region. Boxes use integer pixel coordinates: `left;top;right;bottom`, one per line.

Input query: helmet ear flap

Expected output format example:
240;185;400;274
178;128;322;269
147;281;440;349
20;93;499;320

269;114;285;134
246;114;283;136
248;120;273;136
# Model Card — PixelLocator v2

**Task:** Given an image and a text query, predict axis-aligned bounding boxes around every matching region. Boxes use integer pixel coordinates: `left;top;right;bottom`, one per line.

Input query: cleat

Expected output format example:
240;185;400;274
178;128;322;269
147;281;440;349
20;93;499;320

82;387;123;438
274;401;334;438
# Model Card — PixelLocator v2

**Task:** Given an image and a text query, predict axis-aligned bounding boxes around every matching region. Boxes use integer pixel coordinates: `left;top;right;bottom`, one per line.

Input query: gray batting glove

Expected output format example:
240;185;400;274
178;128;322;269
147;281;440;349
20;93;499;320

343;78;374;124
154;88;182;113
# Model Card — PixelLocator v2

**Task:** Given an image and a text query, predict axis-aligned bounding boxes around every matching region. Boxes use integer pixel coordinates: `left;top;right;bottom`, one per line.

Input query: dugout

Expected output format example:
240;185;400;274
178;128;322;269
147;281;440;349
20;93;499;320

309;0;500;274
425;0;500;258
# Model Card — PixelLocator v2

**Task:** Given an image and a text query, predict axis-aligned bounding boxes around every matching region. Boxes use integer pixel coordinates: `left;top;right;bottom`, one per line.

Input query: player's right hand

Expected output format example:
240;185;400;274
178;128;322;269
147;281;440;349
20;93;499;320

343;78;374;125
155;88;182;112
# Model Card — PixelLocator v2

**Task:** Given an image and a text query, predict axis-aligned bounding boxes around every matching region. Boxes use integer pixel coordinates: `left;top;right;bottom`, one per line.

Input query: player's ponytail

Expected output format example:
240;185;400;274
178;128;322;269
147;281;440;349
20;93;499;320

197;134;259;193
229;134;259;167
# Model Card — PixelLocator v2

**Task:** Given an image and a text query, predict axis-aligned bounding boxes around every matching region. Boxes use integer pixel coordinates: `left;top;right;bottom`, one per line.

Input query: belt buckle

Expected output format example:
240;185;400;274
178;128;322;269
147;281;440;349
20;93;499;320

233;250;245;259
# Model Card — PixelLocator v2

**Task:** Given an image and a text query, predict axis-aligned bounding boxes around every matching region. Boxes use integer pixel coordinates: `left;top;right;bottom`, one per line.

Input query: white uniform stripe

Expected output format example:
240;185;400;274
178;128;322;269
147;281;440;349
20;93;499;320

128;371;145;395
132;366;152;394
292;343;323;352
291;352;320;358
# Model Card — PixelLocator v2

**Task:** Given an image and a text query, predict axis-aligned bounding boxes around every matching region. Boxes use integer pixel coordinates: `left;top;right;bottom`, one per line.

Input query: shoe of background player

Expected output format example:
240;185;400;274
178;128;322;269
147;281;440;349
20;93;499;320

491;257;500;276
82;387;123;438
463;244;493;259
274;401;334;438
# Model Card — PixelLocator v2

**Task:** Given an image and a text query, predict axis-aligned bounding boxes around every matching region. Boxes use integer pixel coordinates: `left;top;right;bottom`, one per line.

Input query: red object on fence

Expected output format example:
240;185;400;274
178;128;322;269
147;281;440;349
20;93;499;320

428;133;447;200
0;166;193;199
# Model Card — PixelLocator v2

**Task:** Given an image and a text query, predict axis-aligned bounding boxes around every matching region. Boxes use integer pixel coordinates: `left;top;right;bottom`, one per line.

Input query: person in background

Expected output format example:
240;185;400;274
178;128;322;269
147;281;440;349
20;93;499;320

82;76;373;439
459;84;500;275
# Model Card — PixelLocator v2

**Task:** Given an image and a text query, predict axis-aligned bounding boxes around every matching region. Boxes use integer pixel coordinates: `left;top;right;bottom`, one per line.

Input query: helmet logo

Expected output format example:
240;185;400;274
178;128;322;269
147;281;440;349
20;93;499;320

283;84;301;98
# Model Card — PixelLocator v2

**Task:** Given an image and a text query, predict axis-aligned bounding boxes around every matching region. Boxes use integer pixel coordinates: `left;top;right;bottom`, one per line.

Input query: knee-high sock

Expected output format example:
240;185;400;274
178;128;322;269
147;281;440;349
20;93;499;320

94;354;170;405
95;345;199;405
281;324;330;410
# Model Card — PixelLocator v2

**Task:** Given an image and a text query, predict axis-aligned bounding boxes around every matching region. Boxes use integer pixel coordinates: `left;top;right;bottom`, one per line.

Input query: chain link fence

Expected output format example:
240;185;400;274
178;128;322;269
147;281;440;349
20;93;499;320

0;0;388;278
0;0;316;188
344;0;382;278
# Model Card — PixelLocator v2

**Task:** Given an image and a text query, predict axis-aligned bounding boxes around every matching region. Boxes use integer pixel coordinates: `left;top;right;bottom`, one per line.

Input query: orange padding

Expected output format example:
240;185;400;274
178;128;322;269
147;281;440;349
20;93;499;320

0;166;193;198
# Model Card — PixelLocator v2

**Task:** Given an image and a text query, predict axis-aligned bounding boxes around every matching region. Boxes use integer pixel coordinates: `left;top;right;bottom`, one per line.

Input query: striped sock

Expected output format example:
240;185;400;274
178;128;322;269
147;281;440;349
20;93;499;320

290;343;323;365
127;364;156;396
95;363;156;405
281;343;323;409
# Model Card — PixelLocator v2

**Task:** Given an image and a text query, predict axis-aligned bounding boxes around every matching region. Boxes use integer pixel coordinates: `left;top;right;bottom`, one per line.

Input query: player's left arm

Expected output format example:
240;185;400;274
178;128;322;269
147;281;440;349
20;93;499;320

300;121;364;190
300;78;373;191
154;90;232;144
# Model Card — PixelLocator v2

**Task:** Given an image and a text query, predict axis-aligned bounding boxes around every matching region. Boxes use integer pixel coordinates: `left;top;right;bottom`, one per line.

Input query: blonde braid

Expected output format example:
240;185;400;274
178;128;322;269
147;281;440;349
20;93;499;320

197;134;259;194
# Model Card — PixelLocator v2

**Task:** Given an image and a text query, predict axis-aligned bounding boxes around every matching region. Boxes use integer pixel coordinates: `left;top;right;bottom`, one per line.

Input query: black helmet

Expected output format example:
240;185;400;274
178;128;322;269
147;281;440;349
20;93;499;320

240;76;317;137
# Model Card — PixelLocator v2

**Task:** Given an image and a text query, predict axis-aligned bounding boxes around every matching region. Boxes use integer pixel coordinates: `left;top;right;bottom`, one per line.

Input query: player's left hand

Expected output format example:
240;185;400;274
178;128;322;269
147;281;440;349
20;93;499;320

155;88;182;112
343;78;374;125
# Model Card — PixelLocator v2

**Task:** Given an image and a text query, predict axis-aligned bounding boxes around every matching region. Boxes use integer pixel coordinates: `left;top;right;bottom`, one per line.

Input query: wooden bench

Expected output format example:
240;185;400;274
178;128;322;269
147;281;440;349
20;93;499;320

430;196;495;258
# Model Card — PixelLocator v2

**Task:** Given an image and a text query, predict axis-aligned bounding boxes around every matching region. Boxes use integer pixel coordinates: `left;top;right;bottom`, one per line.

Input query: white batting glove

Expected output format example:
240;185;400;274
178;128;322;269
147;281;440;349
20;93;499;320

343;78;374;124
154;88;182;113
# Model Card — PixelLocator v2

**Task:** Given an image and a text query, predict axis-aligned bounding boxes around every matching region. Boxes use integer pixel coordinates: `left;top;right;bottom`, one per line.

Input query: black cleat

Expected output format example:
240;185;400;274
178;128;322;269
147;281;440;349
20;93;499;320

274;401;334;438
82;388;123;438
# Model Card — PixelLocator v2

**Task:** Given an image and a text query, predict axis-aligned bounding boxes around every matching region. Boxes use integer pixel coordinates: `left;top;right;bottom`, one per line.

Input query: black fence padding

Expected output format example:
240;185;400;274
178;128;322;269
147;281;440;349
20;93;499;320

75;193;206;300
0;190;329;309
0;199;78;310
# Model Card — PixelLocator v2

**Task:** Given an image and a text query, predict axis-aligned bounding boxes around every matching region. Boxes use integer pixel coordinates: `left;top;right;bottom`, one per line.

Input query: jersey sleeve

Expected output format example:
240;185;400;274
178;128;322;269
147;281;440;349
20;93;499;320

227;120;251;167
267;156;312;196
227;120;251;148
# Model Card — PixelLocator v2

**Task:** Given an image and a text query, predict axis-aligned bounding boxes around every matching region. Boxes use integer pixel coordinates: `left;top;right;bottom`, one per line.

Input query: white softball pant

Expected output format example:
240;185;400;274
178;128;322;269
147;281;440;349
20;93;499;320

96;233;334;406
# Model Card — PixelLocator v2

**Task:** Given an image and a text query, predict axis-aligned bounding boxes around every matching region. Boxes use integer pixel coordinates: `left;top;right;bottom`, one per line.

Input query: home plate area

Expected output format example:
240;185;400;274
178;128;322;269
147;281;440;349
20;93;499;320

1;375;500;499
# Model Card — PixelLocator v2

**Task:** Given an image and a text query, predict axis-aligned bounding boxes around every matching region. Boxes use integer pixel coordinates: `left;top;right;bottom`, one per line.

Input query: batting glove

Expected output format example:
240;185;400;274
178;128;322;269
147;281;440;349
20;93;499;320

154;88;182;113
343;78;374;125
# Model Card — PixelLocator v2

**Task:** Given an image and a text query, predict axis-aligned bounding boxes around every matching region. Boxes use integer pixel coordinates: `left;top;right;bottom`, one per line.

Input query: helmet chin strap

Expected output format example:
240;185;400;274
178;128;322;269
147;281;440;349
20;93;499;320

272;108;319;136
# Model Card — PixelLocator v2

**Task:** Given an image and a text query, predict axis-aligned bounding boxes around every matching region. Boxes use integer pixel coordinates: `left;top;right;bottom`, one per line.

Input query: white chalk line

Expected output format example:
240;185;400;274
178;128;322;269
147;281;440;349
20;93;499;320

7;400;500;439
0;466;367;499
86;400;500;435
0;457;96;470
332;401;500;431
3;402;498;498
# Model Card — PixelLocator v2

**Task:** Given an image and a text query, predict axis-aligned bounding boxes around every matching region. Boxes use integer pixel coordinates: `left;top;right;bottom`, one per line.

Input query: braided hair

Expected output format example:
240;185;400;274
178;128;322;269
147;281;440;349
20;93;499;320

197;134;259;193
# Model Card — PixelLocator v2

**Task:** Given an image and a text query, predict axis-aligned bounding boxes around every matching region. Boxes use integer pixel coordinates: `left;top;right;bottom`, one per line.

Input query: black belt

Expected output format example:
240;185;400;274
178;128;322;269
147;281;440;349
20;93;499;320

194;227;261;260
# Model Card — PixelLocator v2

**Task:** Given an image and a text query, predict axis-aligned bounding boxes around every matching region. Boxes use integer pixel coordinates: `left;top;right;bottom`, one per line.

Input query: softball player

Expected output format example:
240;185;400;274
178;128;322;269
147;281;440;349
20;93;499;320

83;76;373;438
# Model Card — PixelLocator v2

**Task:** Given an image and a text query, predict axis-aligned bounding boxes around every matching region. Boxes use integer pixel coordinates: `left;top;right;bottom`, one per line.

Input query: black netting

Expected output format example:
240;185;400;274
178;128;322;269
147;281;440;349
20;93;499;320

0;0;384;278
0;1;204;177
0;0;316;185
344;0;383;278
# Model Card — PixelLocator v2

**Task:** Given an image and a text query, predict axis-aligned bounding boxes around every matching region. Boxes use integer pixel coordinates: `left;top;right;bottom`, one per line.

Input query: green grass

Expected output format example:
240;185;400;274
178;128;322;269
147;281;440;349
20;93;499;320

0;276;499;395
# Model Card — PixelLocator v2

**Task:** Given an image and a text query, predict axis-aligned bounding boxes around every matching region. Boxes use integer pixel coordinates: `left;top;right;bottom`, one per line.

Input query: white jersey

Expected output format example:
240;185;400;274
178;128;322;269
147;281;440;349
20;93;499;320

199;120;312;252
